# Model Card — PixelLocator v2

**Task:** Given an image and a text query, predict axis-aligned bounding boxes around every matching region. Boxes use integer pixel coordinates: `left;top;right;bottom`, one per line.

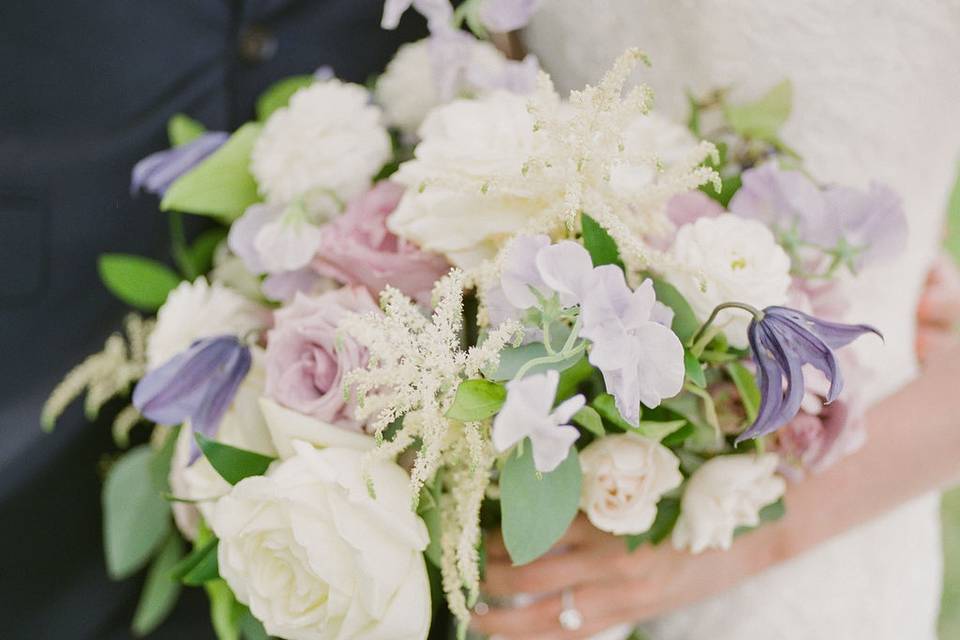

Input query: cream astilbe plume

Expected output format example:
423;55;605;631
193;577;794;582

341;269;520;500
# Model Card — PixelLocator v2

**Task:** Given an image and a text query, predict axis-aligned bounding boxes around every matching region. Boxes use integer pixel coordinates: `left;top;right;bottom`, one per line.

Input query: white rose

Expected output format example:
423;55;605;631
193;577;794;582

672;453;786;554
666;214;791;348
168;347;276;539
375;38;509;137
251;80;392;205
388;90;544;267
210;440;431;640
147;277;267;368
579;434;683;535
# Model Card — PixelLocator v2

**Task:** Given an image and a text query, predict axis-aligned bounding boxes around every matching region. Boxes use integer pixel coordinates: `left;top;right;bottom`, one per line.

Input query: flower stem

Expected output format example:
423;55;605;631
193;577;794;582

513;340;587;381
690;302;764;355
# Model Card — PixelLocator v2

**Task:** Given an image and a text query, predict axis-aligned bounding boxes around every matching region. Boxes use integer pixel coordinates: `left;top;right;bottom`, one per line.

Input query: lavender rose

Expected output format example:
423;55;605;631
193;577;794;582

312;182;450;304
264;286;380;429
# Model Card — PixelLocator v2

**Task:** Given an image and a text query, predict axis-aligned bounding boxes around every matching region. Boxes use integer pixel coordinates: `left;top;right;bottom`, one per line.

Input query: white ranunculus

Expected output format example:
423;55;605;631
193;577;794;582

578;433;683;536
611;111;700;195
251;80;392;205
387;91;544;267
375;38;510;137
168;347;276;539
672;453;786;554
147;277;267;369
665;214;791;348
210;440;431;640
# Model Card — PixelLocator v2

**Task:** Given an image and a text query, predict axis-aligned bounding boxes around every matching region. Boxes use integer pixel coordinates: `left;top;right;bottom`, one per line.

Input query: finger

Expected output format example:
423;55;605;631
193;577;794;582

483;542;631;598
917;328;960;364
485;516;601;562
500;618;637;640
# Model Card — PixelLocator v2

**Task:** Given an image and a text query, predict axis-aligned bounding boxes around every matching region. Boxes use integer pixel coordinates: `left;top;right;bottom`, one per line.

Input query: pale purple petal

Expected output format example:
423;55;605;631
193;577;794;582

500;235;551;309
651;301;674;327
765;306;880;351
428;29;474;101
631;322;685;408
530;424;579;473
823;182;907;269
261;267;325;302
228;202;282;274
535;240;594;307
131;132;228;196
381;0;414;28
478;0;541;32
551;394;586;425
666;191;724;228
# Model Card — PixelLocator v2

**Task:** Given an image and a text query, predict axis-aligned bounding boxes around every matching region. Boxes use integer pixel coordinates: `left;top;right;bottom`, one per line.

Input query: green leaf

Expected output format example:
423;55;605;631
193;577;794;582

726;362;760;423
205;579;246;640
635;419;689;441
489;342;584;381
239;611;270;640
625;497;681;551
501;443;582;566
132;534;184;637
591;393;638;431
187;227;229;274
684;349;706;388
103;446;172;579
256;75;315;121
170;537;218;581
651;278;699;344
660;421;694;447
98;254;181;312
445;379;507;422
724;80;792;143
418;478;444;568
181;540;220;586
161;123;263;223
555;355;594;401
580;213;623;269
685;90;701;137
196;433;276;485
735;498;786;537
168;114;207;147
591;396;686;440
572;406;605;437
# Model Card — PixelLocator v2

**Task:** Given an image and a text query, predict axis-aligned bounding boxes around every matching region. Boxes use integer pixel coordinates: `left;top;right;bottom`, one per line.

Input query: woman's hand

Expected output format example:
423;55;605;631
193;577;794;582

917;253;960;365
471;515;784;640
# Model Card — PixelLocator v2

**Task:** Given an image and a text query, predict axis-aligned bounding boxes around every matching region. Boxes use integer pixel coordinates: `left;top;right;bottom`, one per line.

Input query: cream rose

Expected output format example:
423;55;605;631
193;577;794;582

666;214;791;348
210;440;431;640
387;90;543;267
672;453;786;554
578;433;683;535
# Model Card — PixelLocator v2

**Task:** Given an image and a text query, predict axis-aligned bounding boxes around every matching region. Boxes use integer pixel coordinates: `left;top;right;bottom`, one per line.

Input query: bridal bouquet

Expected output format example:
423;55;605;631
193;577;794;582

43;2;907;638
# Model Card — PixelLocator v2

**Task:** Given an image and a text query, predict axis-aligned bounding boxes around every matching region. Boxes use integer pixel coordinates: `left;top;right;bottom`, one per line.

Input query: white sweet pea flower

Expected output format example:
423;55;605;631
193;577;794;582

253;201;326;273
580;268;685;426
147;277;267;369
579;433;683;536
665;214;792;348
672;453;786;554
492;370;584;473
210;440;431;640
251;80;391;205
499;235;594;311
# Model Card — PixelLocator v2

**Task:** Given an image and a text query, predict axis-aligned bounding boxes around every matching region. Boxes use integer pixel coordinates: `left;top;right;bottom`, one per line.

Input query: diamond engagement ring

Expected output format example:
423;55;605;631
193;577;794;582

558;588;584;631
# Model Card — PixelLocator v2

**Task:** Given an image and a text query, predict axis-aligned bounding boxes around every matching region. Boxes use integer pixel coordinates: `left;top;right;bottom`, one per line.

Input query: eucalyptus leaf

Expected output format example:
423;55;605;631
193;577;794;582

161;123;262;223
131;534;184;637
501;443;581;566
726;361;760;423
724;80;792;143
580;213;623;269
98;254;181;312
572;406;605;437
446;379;506;422
735;498;786;537
651;279;699;344
256;75;314;121
168;114;207;147
489;342;583;381
196;433;276;485
103;446;172;579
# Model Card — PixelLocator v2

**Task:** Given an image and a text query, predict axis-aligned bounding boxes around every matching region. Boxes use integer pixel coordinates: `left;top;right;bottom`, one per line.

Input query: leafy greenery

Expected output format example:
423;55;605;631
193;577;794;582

98;254;181;311
734;498;786;537
572;406;605;437
445;379;507;422
625;497;681;551
500;442;582;566
580;212;624;269
167;114;207;147
161;123;263;223
591;394;687;441
723;80;793;145
490;341;584;381
726;361;761;424
418;477;444;568
205;578;248;640
103;445;172;578
651;279;699;344
196;433;276;485
256;75;314;121
131;534;184;636
684;349;706;388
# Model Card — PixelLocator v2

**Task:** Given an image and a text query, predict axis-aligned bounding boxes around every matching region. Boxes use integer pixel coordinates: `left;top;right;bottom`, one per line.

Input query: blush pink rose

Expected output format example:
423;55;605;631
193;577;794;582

312;181;451;304
264;286;379;429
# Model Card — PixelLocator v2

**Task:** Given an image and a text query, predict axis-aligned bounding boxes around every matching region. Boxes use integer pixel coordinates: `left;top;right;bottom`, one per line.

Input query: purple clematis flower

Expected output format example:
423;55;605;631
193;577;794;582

738;306;879;443
130;131;228;196
133;335;251;461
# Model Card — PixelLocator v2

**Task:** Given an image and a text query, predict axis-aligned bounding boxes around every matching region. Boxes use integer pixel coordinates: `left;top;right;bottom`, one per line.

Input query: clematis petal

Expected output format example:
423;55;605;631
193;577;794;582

765;306;880;350
739;320;787;442
131;132;228;196
765;313;843;402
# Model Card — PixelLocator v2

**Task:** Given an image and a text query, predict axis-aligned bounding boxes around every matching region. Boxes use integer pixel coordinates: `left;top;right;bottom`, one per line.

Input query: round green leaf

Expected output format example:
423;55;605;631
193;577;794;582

98;254;181;312
132;534;184;637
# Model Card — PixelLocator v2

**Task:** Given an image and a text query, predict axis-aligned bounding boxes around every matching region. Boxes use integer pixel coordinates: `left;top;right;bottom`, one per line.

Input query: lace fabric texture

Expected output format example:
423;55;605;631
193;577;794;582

525;1;960;637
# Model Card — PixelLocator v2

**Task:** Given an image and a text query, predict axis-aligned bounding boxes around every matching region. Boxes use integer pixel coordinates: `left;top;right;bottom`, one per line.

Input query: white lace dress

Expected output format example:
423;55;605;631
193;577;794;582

526;1;960;638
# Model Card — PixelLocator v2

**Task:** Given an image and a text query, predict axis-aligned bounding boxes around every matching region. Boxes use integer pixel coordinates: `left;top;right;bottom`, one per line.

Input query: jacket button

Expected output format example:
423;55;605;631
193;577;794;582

238;25;278;64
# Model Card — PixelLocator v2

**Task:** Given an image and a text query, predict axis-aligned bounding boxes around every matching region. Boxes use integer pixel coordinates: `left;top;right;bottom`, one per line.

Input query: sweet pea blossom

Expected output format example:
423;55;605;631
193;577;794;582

477;0;541;32
580;268;685;426
131;131;227;196
311;182;451;305
492;370;584;473
738;306;880;442
133;336;251;461
500;235;595;310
